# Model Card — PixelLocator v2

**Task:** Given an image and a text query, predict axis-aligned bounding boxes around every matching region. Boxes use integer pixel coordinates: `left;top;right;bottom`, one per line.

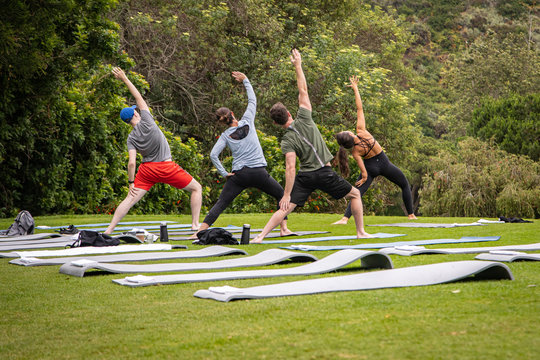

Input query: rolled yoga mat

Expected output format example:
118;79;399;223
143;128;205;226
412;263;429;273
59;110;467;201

367;222;485;228
2;244;187;259
281;236;501;251
379;241;540;256
258;233;405;245
475;251;540;262
60;248;318;277
193;260;513;302
9;245;247;266
113;249;393;287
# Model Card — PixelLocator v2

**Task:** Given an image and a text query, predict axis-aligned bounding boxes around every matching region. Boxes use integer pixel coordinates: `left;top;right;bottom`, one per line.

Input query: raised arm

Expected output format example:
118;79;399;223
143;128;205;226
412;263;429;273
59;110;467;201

290;49;311;111
348;76;366;132
232;71;256;124
112;67;149;111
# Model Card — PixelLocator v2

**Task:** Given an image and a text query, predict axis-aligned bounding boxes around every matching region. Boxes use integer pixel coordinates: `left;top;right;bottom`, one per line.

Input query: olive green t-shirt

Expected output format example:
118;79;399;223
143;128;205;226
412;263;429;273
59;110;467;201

281;107;334;172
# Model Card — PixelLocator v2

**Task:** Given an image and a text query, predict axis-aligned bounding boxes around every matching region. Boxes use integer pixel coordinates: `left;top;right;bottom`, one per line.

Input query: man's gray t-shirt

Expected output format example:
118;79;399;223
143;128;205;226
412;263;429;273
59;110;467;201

127;110;171;162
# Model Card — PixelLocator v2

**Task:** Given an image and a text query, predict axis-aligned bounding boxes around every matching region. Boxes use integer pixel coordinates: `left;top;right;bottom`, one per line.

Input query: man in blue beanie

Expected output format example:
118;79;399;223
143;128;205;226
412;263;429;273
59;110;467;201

104;67;202;234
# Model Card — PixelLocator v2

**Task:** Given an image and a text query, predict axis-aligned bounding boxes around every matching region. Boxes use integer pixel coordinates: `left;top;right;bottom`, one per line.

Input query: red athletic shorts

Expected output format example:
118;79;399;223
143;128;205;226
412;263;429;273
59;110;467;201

134;161;193;191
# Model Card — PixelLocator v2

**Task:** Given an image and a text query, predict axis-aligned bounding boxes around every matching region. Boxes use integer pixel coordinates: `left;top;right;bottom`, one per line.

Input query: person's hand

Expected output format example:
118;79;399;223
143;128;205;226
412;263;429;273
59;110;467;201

279;194;291;212
226;172;235;179
232;72;247;82
355;176;367;187
112;67;127;81
290;49;302;67
347;75;359;88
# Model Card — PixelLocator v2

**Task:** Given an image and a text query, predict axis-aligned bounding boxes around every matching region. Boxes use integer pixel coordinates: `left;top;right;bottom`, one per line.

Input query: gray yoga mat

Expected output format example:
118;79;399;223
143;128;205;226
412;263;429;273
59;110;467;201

113;249;393;287
171;231;329;241
60;249;318;277
91;224;242;232
36;221;177;230
281;236;501;251
259;232;405;244
193;260;513;302
379;241;540;256
475;252;540;262
0;234;143;254
367;222;485;228
9;245;247;266
0;233;63;242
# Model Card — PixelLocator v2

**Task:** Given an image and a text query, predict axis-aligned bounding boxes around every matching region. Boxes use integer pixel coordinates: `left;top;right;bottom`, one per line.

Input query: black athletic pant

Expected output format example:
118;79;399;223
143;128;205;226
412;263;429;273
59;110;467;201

204;167;285;226
344;151;414;218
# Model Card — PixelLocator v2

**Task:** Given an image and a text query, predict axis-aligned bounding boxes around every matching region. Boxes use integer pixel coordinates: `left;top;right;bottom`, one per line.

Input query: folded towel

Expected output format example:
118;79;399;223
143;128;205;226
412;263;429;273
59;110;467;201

70;259;99;267
125;275;155;283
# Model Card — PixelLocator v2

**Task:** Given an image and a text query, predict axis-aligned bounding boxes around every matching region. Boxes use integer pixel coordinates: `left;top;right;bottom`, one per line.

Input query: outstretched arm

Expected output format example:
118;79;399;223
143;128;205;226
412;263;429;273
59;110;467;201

348;76;366;132
290;49;311;111
232;71;256;124
112;67;149;111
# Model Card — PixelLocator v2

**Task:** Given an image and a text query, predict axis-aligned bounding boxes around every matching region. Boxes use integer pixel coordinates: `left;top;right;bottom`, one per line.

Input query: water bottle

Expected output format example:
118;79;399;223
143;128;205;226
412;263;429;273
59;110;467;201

240;224;251;244
160;222;168;242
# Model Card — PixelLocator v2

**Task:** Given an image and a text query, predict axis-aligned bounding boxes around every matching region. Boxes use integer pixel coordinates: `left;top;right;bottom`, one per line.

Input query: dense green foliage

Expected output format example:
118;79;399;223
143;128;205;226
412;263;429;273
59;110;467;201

1;0;538;218
470;93;540;161
420;137;540;218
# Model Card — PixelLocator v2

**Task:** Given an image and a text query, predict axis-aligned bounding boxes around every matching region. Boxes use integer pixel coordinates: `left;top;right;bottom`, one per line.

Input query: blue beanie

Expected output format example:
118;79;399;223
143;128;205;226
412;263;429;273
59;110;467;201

120;105;137;123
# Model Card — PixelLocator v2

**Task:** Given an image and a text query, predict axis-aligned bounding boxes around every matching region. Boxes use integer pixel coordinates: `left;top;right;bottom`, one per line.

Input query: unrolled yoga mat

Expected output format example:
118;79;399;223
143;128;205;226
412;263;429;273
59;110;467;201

171;231;329;241
114;224;246;235
281;236;501;251
193;260;513;302
475;251;540;262
0;234;143;254
379;241;540;256
367;222;485;228
90;224;243;232
113;249;393;287
10;245;247;266
36;221;177;230
259;233;405;244
0;233;63;242
3;244;186;259
60;249;318;277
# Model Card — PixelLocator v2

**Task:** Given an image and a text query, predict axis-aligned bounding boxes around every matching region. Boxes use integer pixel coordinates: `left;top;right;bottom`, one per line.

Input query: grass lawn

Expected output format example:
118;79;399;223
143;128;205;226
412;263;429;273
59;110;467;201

0;213;538;359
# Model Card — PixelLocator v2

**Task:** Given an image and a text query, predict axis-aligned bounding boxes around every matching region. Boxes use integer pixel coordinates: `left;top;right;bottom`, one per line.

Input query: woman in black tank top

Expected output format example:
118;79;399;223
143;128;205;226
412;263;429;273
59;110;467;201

332;76;417;224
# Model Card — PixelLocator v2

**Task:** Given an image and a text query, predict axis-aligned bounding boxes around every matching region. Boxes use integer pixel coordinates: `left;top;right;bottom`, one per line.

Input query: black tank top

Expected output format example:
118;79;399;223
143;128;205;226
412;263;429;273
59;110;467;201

355;134;376;157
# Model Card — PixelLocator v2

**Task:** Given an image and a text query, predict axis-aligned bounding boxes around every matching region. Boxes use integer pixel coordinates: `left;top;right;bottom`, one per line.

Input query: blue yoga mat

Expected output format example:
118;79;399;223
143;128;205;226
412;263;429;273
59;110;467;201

260;232;405;244
280;236;501;251
37;221;177;230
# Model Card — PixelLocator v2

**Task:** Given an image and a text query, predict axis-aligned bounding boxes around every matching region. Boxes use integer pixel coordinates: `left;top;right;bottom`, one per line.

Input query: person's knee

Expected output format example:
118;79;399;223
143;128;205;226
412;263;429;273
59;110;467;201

345;187;360;200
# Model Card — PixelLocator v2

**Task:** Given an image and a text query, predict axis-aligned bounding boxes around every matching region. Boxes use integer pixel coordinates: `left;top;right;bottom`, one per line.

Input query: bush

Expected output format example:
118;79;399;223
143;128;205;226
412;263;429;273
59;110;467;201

420;137;540;218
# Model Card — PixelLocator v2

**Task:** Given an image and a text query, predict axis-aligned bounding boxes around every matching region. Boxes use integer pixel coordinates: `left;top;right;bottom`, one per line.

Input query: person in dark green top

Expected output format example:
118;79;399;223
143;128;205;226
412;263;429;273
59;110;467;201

251;49;370;243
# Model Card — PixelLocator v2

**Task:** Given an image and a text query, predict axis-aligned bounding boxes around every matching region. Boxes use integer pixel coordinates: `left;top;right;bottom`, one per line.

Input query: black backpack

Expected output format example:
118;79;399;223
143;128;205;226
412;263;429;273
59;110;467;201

68;230;120;248
192;228;238;245
0;210;35;236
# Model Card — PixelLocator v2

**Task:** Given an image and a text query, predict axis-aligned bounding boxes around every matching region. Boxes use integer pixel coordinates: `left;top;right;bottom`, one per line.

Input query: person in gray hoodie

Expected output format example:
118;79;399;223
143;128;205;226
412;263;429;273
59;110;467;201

191;72;294;238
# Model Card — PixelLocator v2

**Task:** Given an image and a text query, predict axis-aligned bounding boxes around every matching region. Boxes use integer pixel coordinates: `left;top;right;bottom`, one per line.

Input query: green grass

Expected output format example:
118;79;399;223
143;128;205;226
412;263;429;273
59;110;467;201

1;214;538;359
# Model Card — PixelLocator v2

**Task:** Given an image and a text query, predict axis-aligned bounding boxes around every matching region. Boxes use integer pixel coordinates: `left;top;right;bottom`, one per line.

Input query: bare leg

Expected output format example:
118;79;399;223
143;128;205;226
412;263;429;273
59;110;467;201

251;204;297;243
104;187;147;234
183;179;202;230
344;187;370;238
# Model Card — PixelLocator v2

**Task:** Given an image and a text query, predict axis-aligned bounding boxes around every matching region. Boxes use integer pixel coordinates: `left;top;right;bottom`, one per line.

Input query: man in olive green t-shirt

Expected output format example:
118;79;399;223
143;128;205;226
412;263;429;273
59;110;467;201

251;49;370;243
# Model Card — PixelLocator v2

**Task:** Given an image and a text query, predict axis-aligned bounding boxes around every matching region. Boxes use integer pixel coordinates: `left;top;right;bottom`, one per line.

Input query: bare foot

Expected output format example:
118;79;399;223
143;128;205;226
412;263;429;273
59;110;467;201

332;217;349;225
357;231;371;239
408;214;417;220
191;225;200;231
187;233;198;240
250;235;264;244
280;228;296;236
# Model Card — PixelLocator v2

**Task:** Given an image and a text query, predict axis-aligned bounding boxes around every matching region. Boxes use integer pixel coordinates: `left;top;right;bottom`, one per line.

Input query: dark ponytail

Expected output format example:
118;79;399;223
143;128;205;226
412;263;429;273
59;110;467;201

216;107;234;126
333;131;355;178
